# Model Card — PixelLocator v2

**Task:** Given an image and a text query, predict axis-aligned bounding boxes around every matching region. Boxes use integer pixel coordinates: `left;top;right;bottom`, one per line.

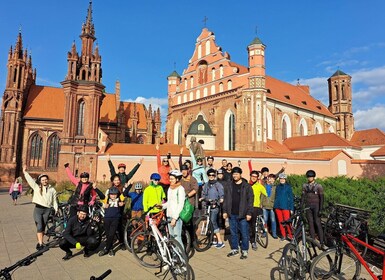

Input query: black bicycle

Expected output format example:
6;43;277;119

0;247;49;280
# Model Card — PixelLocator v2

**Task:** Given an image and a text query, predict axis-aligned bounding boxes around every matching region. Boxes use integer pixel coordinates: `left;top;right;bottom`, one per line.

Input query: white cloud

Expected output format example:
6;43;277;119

36;77;61;87
354;106;385;131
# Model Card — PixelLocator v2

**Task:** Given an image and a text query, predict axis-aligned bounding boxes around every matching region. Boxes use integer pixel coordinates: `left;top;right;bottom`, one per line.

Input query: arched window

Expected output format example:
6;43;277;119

203;88;208;97
219;82;224;92
196;90;201;99
177;96;181;105
334;85;339;100
341;85;346;100
184;79;187;90
266;109;273;140
219;65;224;78
224;110;235;150
29;133;43;167
315;122;323;134
211;68;215;81
299;118;308;136
282;114;292;140
190;92;194;101
205;40;210;55
227;80;232;90
211;85;216;95
328;125;335;133
77;100;85;136
173;121;182;145
198;44;202;59
47;134;60;168
183;94;187;103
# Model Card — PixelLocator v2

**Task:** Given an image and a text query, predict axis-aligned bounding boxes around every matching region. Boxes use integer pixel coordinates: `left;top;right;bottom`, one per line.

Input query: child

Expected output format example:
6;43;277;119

123;182;144;219
99;187;124;257
9;177;23;205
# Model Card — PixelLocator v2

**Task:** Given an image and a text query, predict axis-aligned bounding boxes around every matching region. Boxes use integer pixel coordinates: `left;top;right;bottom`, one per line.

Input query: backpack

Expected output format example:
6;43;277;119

177;188;195;223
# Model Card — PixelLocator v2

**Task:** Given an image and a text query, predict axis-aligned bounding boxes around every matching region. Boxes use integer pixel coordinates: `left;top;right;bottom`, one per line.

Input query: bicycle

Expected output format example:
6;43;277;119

254;213;268;248
131;213;194;279
0;247;49;280
45;201;71;245
279;205;323;280
193;199;217;252
310;211;384;280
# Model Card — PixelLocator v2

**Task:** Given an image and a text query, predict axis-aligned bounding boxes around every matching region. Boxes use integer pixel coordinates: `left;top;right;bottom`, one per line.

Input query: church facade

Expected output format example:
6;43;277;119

0;2;161;185
166;28;354;151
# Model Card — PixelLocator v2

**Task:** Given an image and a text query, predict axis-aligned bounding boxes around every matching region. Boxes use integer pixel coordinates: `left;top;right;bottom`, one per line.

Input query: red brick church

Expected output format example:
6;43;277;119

0;2;161;185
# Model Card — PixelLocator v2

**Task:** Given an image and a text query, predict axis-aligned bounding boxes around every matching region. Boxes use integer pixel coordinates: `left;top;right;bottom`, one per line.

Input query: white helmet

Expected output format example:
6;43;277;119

169;169;183;180
134;182;143;190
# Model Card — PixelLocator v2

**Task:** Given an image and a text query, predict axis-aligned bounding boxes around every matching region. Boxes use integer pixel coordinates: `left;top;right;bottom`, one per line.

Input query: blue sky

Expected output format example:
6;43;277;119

1;0;385;131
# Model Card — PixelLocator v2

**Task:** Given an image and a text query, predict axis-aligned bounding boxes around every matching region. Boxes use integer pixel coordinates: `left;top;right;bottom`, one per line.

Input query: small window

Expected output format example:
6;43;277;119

302;101;307;105
198;124;205;131
284;95;290;100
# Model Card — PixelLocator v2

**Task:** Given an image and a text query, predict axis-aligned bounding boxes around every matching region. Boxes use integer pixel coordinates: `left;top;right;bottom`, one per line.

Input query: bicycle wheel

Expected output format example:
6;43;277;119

131;231;161;268
309;248;361;280
167;238;193;280
281;243;306;280
46;216;65;240
193;216;213;252
255;218;268;248
124;217;145;252
182;227;193;258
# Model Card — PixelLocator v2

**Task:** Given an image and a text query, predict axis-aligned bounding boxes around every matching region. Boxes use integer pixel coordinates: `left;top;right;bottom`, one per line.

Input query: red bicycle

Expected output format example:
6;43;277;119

310;212;384;279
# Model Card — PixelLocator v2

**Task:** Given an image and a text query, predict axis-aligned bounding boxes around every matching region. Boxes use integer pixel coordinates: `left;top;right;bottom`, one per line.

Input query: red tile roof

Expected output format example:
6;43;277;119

24;85;65;119
350;128;385;146
266;76;335;118
283;133;359;150
100;93;117;123
267;140;292;154
371;146;385;157
282;150;351;160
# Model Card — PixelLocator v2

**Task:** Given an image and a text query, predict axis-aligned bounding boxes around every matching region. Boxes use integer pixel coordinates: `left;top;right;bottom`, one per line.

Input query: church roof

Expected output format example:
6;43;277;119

168;71;181;78
331;69;348;77
371;145;385;157
350;128;385;146
187;115;213;135
24;85;65;120
266;76;335;118
100;93;117;123
122;102;148;130
248;37;264;46
283;133;359;150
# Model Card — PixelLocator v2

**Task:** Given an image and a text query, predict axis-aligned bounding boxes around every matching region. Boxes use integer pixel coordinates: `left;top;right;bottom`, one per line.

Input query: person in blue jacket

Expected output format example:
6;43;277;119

273;173;294;241
123;182;144;219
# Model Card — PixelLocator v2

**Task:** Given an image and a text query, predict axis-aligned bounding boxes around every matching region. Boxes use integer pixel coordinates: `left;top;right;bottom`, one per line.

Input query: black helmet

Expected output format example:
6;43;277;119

181;164;189;171
206;168;216;176
108;186;120;195
261;167;269;173
77;205;89;214
306;170;316;178
250;170;260;177
80;172;90;178
232;167;242;174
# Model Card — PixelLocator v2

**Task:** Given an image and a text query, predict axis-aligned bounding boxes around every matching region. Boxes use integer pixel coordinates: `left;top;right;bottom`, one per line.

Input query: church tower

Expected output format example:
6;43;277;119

244;36;267;151
59;1;105;181
328;70;354;140
0;31;35;182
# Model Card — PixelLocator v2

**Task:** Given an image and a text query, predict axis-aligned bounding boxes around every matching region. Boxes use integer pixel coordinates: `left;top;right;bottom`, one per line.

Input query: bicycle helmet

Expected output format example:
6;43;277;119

169;169;183;180
118;163;126;169
150;173;161;181
207;156;214;161
80;172;90;178
181;164;189;171
306;170;316;178
206;168;216;176
196;156;203;162
108;186;120;195
278;173;287;179
231;167;243;174
261;167;269;173
37;174;49;183
250;170;260;177
134;182;143;190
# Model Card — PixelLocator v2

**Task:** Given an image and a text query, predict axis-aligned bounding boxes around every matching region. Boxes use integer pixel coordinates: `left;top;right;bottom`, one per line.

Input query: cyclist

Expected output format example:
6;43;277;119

274;173;294;241
123;182;144;219
261;174;278;239
60;205;99;260
189;147;208;211
143;173;166;214
201;168;225;249
155;144;171;194
249;170;267;251
106;153;144;187
205;156;215;171
99;187;125;257
64;163;96;218
162;170;185;248
223;167;254;260
23;165;58;250
301;170;324;244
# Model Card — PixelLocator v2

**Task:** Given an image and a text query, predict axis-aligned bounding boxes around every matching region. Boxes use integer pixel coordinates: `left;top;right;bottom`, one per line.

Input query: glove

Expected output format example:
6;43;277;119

75;242;83;250
64;163;69;168
167;152;171;159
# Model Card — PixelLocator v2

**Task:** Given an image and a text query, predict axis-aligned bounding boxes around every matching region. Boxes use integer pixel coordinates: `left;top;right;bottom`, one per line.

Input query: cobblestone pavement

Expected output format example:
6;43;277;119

0;193;370;279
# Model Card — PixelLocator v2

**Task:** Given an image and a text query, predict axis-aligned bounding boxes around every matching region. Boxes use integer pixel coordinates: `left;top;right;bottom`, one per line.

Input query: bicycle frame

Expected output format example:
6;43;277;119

147;216;172;266
342;233;384;280
199;204;212;235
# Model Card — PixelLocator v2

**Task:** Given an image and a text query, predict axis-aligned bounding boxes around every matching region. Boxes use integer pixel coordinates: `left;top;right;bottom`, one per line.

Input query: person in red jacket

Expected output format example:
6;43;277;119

156;144;171;194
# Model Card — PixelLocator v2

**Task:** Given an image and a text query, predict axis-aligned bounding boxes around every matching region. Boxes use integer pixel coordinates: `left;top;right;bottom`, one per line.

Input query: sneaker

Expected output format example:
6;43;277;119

62;252;72;261
215;243;225;249
251;243;258;251
83;251;91;258
280;237;286;242
119;243;127;251
227;250;239;257
272;235;278;239
108;250;115;257
211;240;218;246
36;243;44;250
98;249;108;257
240;251;248;259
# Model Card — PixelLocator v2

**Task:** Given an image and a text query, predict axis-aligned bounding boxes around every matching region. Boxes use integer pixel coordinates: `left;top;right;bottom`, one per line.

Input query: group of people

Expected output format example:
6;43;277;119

21;145;325;262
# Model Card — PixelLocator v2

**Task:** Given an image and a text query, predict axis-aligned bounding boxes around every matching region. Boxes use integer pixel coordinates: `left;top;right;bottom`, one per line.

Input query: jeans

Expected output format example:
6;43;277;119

168;217;184;250
263;208;277;237
229;214;249;251
210;207;220;233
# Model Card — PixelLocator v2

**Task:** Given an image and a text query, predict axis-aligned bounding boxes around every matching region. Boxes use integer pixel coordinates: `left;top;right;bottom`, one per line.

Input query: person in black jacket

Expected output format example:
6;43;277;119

222;167;254;260
106;154;144;186
59;206;99;260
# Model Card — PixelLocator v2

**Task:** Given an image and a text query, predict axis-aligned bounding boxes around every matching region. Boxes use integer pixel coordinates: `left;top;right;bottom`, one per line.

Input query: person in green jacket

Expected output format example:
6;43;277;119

106;154;144;187
143;173;166;214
